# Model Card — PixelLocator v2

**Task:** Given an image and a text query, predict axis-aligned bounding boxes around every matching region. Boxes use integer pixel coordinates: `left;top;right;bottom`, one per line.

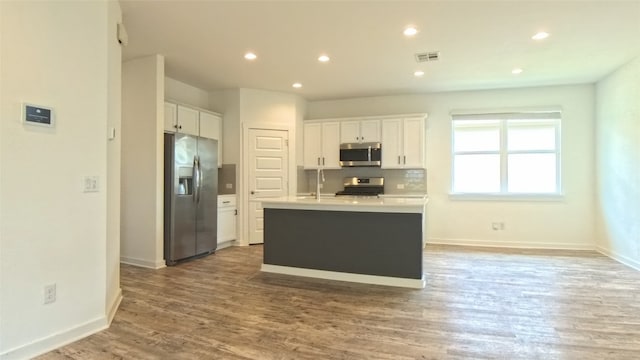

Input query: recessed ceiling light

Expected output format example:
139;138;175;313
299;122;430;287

318;55;330;63
414;71;425;77
244;52;257;60
512;68;523;74
292;83;302;88
532;32;550;40
404;27;418;37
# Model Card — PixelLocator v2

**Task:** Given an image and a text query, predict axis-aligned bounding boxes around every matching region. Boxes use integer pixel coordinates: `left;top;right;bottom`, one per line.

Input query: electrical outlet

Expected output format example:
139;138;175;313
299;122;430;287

44;284;56;304
225;183;233;189
83;176;99;192
396;184;405;189
319;184;324;189
491;222;505;231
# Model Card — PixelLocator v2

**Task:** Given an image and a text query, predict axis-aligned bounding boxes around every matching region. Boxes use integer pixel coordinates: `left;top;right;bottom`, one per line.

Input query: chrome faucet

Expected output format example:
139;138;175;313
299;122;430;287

316;168;325;200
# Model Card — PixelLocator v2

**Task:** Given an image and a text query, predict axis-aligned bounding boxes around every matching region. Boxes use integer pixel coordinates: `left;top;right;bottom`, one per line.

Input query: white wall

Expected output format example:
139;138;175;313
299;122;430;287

121;55;165;269
210;89;240;165
595;57;640;269
106;0;123;322
0;1;118;358
308;85;596;249
226;89;305;245
165;77;211;110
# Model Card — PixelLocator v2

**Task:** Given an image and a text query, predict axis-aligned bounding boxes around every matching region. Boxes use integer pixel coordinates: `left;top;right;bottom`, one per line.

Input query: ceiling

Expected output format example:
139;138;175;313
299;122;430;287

120;1;640;101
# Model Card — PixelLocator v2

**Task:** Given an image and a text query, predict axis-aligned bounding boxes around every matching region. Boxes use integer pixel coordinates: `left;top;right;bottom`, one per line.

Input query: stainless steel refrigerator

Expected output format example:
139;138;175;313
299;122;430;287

164;133;218;265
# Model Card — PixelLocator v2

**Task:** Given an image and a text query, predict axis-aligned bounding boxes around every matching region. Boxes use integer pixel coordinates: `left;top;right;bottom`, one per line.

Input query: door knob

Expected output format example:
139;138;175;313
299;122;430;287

250;191;255;195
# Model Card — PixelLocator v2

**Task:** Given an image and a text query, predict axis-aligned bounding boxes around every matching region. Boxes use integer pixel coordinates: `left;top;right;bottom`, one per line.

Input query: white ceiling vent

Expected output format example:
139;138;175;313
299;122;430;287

415;51;440;63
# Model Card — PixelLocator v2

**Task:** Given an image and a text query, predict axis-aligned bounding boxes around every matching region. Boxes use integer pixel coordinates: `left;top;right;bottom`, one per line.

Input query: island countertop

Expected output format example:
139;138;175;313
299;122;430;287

258;195;428;214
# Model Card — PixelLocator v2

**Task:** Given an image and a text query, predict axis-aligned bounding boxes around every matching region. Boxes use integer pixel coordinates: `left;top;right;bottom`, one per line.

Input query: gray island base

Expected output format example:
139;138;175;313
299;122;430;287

260;197;427;289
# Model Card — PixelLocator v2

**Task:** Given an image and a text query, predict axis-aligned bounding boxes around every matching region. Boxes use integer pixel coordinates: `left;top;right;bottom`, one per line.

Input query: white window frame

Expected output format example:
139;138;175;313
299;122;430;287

450;111;563;201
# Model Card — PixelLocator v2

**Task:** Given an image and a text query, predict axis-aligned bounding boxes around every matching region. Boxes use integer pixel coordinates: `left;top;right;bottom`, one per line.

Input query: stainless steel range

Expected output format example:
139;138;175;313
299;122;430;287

335;177;384;197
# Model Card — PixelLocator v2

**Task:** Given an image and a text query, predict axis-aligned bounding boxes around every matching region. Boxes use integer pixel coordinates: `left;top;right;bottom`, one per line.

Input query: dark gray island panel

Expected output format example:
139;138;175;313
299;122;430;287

264;208;423;279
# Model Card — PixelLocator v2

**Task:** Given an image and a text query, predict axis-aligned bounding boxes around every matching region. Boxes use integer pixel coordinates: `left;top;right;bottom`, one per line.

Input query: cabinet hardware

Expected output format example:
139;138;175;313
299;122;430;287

404;155;406;164
322;157;325;165
398;156;401;164
223;201;230;204
317;157;320;165
234;210;237;215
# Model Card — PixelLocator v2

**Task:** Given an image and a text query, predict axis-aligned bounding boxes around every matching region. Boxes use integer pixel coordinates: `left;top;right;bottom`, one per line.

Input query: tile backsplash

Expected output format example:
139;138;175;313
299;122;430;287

218;163;236;195
303;167;426;195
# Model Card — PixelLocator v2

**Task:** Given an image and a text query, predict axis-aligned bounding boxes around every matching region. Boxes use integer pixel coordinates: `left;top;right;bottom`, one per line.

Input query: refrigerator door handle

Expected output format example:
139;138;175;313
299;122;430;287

192;156;199;203
197;155;203;204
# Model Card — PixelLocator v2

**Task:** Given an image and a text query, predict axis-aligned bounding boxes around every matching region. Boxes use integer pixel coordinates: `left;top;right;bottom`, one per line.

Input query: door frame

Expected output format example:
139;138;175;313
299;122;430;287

239;123;296;246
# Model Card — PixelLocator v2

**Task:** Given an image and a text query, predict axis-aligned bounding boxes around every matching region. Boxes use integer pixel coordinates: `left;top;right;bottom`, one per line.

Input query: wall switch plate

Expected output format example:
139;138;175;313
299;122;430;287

225;183;233;189
44;284;56;304
83;176;99;192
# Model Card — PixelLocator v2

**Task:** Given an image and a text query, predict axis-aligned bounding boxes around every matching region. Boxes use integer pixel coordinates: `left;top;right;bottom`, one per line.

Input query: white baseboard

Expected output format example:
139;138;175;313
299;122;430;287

427;237;595;250
261;264;425;289
120;256;166;269
596;245;640;271
0;317;107;360
107;288;123;325
216;241;235;250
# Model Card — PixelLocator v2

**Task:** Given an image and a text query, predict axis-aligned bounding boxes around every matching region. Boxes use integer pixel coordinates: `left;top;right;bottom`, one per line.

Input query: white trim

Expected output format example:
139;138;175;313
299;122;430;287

305;113;427;122
120;256;166;269
448;193;565;202
596;246;640;271
427;237;595;250
261;264;425;289
107;288;123;325
0;317;108;360
450;106;562;117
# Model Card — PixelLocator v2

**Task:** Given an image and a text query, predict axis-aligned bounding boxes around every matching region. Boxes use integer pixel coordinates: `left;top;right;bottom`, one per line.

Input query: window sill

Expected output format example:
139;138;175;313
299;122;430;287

448;193;565;202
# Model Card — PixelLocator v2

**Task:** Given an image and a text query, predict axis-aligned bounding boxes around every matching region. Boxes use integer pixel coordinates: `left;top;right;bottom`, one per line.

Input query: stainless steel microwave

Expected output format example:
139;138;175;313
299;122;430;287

339;142;382;167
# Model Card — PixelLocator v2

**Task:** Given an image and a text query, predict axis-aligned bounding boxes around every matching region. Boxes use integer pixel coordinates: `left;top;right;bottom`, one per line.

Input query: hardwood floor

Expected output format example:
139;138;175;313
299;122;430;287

38;245;640;360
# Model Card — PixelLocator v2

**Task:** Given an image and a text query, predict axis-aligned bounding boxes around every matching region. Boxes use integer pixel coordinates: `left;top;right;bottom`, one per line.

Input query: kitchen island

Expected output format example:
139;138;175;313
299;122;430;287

260;196;427;289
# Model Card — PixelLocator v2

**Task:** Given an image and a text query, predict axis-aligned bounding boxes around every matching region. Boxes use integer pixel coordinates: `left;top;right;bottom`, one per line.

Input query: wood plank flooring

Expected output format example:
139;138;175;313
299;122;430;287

38;245;640;360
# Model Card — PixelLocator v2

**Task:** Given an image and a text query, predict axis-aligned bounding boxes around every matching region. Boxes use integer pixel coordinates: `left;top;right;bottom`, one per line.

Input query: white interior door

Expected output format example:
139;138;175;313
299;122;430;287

248;129;288;244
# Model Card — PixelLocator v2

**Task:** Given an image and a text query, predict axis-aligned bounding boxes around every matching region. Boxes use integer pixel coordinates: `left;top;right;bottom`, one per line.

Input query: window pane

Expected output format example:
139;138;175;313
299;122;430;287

453;154;500;193
507;122;556;151
453;125;500;152
508;154;557;193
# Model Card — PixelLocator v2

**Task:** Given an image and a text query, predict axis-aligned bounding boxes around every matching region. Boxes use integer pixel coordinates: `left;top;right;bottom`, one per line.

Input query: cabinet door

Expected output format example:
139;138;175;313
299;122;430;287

218;208;236;243
177;105;199;136
199;112;222;168
402;117;425;168
381;118;403;169
321;122;341;169
164;102;177;133
303;123;322;169
340;121;360;143
359;120;381;143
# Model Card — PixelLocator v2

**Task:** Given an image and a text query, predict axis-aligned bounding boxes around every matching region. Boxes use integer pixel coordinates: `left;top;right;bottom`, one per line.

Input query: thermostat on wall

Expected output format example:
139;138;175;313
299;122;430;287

23;103;54;127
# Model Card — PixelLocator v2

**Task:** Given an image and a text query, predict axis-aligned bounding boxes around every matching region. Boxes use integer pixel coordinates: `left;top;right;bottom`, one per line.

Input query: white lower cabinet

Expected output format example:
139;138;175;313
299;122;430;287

217;195;237;248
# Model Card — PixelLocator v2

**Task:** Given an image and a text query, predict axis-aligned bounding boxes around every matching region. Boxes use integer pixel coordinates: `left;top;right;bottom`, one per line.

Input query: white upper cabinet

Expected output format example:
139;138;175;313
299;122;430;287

381;116;425;169
165;101;224;167
164;102;177;133
199;111;223;168
176;105;199;136
359;120;381;143
340;119;380;143
321;122;341;169
303;121;340;169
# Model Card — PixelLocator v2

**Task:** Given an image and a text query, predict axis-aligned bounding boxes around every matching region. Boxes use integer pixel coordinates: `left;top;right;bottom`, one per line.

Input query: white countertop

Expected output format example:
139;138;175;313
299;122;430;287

258;196;428;214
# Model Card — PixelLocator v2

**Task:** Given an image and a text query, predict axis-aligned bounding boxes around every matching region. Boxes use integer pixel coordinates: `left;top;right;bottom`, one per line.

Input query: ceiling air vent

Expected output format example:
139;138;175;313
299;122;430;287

415;51;440;63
